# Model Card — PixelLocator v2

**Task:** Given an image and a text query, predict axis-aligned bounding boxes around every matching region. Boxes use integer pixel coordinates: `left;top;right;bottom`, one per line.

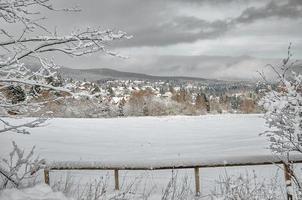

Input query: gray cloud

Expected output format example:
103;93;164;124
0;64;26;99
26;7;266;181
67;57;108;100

117;17;229;47
235;0;302;24
5;0;301;79
37;0;302;49
108;0;302;48
59;0;302;80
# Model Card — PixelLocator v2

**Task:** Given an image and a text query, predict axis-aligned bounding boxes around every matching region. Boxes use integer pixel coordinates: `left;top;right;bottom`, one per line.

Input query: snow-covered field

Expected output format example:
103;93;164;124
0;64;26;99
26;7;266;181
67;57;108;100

0;114;271;163
0;114;291;199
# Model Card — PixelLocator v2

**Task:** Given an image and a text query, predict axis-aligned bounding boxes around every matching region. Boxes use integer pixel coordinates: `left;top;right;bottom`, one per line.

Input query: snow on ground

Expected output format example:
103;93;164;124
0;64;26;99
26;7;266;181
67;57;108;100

0;114;270;164
0;184;72;200
0;114;289;198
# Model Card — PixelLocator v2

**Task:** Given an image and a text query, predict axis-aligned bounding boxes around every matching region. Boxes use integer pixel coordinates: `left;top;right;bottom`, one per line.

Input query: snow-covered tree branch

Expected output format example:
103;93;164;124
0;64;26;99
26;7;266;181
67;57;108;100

259;45;302;155
0;141;45;189
259;44;302;198
0;0;131;134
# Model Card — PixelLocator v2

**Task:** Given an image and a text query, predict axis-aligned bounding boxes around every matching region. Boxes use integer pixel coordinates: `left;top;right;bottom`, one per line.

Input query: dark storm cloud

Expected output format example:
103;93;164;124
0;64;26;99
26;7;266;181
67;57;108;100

32;0;302;80
48;0;302;48
235;0;302;24
118;17;229;47
114;0;302;47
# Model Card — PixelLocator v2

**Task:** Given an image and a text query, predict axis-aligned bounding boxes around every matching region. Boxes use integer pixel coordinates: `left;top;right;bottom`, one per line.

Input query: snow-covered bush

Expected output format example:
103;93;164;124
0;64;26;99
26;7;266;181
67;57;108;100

259;45;302;199
210;171;284;200
52;175;140;200
0;142;45;189
160;172;193;200
49;172;194;200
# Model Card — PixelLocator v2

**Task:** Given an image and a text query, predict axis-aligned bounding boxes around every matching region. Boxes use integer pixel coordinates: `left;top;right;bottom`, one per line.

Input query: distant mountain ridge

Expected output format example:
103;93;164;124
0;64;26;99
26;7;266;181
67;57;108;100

21;58;240;83
24;58;302;83
58;67;232;83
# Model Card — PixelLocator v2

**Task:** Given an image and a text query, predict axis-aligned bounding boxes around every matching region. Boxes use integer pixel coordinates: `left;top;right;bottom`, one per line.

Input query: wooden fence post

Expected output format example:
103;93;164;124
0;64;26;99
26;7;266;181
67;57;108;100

194;167;200;196
44;169;50;185
114;169;119;190
283;163;293;200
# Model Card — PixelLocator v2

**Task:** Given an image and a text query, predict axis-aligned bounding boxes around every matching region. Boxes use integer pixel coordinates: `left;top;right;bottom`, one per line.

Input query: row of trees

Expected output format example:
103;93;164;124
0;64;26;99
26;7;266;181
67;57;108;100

125;89;258;116
0;70;262;118
4;79;259;118
19;88;259;118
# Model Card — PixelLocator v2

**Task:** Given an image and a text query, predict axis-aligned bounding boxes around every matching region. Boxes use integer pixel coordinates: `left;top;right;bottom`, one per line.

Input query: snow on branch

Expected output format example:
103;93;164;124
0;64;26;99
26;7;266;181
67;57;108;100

259;45;302;196
259;45;302;155
0;118;47;134
0;0;79;26
0;28;132;68
0;0;132;134
0;141;45;189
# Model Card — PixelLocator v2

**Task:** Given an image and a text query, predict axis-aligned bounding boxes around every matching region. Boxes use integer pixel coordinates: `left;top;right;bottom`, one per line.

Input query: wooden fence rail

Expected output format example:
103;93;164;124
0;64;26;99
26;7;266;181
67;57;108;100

44;157;302;200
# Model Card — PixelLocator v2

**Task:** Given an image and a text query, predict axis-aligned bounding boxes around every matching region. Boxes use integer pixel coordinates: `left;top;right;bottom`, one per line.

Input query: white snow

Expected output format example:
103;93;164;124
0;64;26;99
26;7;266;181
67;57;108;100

0;184;72;200
0;114;271;165
0;114;297;199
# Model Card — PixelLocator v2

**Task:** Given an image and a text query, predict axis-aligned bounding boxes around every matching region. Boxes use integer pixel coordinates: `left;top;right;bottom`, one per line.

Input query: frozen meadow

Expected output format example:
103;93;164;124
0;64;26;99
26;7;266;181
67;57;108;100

0;114;293;199
0;114;270;163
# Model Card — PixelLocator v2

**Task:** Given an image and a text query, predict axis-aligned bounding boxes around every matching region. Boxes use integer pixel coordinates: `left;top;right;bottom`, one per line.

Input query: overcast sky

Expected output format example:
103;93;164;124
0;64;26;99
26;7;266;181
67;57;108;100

35;0;302;80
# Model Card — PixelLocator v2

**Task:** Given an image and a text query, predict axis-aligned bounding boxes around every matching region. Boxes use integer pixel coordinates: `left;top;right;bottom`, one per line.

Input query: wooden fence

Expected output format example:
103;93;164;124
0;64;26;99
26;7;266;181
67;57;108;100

44;156;302;200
